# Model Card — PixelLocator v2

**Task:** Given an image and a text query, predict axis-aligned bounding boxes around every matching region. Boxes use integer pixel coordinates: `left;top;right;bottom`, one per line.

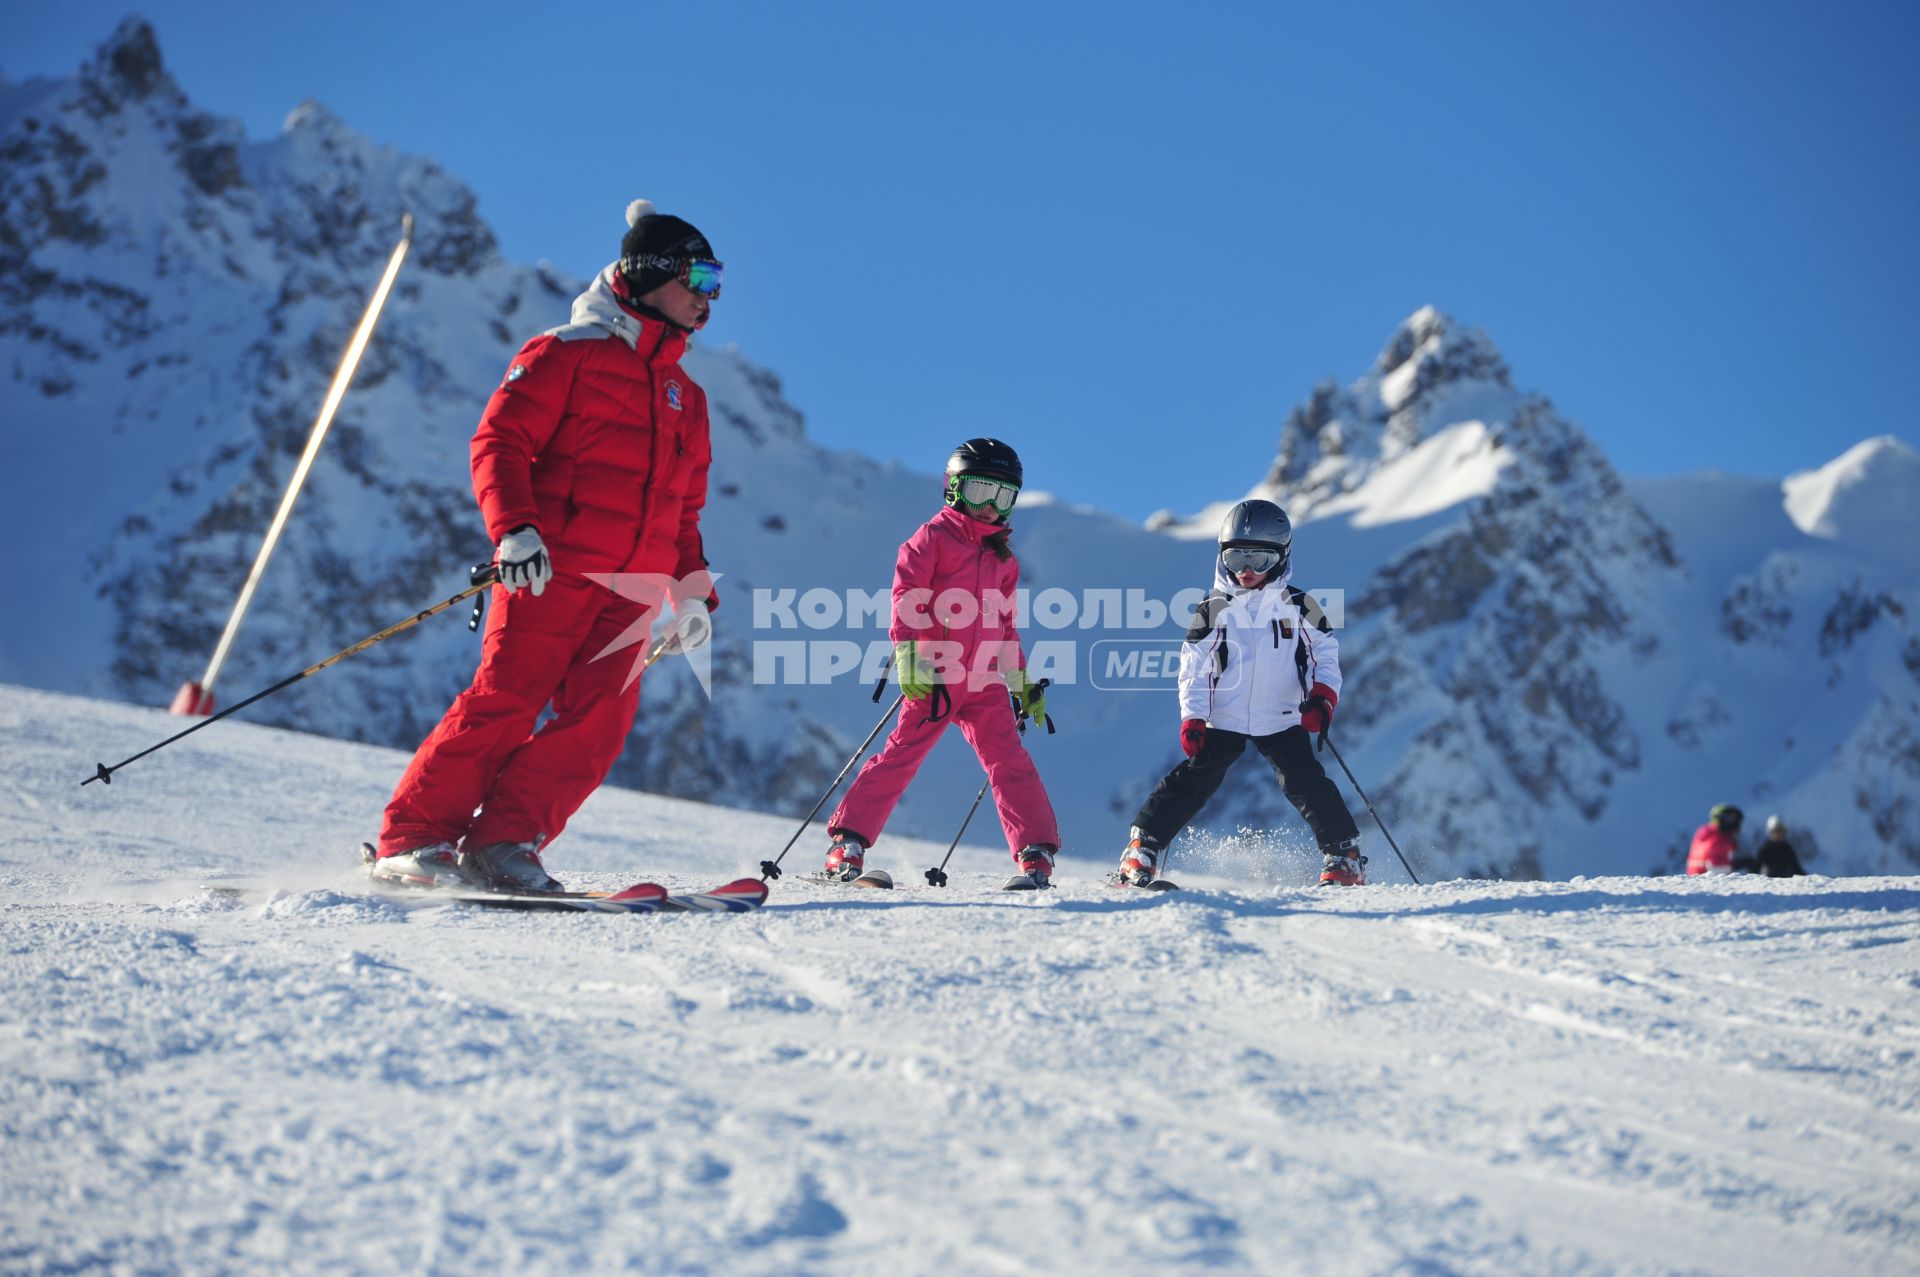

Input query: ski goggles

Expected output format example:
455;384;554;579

1220;545;1283;575
681;259;724;298
951;475;1020;512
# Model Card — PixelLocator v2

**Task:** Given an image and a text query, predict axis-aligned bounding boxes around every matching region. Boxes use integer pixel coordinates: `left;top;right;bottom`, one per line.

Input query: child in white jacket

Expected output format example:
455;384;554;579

1115;499;1367;887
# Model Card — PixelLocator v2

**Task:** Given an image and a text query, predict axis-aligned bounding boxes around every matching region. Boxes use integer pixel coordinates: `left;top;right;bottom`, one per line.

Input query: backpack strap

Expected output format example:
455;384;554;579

1286;585;1333;634
1183;590;1232;642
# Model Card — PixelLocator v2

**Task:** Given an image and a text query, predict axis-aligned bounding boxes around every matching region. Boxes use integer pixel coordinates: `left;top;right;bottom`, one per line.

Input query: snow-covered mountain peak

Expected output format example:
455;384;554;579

282;98;348;136
1782;435;1920;566
1371;304;1513;414
1259;308;1521;518
79;17;174;106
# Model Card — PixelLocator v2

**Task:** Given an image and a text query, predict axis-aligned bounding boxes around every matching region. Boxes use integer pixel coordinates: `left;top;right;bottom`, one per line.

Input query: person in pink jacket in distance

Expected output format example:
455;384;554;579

822;439;1062;890
1686;804;1742;875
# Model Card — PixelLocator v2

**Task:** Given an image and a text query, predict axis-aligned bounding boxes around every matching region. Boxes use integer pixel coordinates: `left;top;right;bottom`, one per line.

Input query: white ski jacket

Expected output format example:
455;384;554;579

1176;567;1342;736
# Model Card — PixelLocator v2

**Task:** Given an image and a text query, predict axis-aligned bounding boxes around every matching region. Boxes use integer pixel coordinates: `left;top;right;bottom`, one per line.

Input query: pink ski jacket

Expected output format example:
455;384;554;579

890;505;1026;689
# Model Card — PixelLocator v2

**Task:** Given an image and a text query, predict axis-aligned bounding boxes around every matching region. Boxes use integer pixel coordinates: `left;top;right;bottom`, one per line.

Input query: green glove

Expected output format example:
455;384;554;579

894;640;936;701
1008;667;1047;726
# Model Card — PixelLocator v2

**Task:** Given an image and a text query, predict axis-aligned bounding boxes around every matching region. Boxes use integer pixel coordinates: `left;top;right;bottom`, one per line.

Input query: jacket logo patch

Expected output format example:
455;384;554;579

506;364;527;383
665;380;683;411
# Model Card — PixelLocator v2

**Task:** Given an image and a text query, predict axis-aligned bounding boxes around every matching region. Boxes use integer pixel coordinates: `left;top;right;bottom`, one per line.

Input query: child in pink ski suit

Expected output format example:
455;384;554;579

823;438;1062;887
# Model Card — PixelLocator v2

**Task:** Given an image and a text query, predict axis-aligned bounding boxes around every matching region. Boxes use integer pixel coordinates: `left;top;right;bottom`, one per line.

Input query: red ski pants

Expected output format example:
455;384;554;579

829;683;1060;858
378;574;650;856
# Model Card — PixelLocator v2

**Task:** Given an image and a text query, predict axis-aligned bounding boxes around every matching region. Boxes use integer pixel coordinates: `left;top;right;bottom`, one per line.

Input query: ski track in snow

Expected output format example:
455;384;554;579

3;684;1917;1276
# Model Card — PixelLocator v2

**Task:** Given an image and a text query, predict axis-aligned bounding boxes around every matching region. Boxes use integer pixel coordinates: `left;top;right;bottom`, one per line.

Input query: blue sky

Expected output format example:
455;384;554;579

12;2;1919;520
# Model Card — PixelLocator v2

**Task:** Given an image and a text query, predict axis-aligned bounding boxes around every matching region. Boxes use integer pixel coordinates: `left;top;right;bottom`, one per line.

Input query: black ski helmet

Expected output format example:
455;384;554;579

1710;803;1744;830
1218;499;1292;579
945;438;1023;490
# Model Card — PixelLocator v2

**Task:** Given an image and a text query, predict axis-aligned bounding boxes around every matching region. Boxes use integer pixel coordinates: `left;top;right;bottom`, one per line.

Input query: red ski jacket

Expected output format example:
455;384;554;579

1686;822;1736;875
470;267;713;589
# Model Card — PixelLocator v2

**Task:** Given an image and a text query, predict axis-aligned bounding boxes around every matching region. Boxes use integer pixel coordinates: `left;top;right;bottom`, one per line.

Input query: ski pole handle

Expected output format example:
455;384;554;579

468;561;499;631
1017;677;1057;735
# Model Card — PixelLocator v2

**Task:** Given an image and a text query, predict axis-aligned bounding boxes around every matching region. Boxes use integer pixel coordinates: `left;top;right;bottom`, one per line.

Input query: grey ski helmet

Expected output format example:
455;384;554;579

1218;499;1292;580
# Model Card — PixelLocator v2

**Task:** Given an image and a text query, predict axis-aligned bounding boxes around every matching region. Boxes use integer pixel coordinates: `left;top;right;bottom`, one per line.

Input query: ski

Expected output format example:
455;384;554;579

1000;873;1053;891
358;845;767;913
395;877;768;914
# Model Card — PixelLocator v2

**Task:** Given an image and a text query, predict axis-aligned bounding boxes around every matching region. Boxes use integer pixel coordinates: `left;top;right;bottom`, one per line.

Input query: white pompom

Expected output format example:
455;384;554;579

626;199;655;227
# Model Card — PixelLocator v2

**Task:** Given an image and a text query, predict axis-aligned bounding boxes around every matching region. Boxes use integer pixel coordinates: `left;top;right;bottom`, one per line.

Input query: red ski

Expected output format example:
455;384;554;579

358;845;767;913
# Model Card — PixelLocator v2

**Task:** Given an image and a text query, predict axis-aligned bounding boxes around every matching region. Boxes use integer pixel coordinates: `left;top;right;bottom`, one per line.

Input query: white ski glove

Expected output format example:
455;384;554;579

667;598;712;653
495;525;552;597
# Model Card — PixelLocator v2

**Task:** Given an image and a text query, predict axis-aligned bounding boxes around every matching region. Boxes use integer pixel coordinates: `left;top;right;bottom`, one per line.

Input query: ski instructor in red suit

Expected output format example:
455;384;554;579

370;200;722;893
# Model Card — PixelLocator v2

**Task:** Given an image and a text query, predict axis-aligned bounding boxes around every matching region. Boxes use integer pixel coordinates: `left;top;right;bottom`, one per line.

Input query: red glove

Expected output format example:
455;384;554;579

1180;718;1207;758
1300;683;1338;734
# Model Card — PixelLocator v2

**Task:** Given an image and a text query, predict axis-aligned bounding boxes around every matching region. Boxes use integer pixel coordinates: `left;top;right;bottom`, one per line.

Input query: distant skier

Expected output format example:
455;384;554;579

369;200;723;892
1114;499;1367;887
1685;804;1742;875
1752;815;1807;878
821;439;1062;890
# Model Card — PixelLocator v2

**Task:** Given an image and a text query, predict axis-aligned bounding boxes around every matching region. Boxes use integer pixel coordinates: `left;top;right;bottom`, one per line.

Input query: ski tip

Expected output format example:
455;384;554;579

1105;873;1177;892
604;881;671;903
652;877;770;913
851;869;895;890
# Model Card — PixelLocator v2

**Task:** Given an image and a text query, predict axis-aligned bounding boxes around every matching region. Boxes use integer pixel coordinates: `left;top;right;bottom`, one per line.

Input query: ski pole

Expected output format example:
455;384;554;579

1319;728;1422;885
760;694;905;881
923;680;1044;887
84;565;498;786
925;780;990;887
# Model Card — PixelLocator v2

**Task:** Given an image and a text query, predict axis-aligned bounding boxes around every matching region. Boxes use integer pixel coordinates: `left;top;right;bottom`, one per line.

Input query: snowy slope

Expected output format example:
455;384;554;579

5;682;1918;1276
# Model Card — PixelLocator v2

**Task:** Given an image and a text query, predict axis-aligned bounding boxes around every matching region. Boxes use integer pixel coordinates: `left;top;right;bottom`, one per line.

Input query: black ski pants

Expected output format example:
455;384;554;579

1132;725;1359;853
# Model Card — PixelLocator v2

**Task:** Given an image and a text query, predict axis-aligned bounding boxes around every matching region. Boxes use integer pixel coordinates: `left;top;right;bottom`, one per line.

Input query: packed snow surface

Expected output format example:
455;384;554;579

3;683;1917;1276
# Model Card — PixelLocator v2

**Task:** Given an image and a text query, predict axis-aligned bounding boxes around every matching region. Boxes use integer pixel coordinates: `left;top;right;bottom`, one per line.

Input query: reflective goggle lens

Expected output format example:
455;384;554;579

956;476;1019;511
1221;546;1281;574
682;259;724;297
